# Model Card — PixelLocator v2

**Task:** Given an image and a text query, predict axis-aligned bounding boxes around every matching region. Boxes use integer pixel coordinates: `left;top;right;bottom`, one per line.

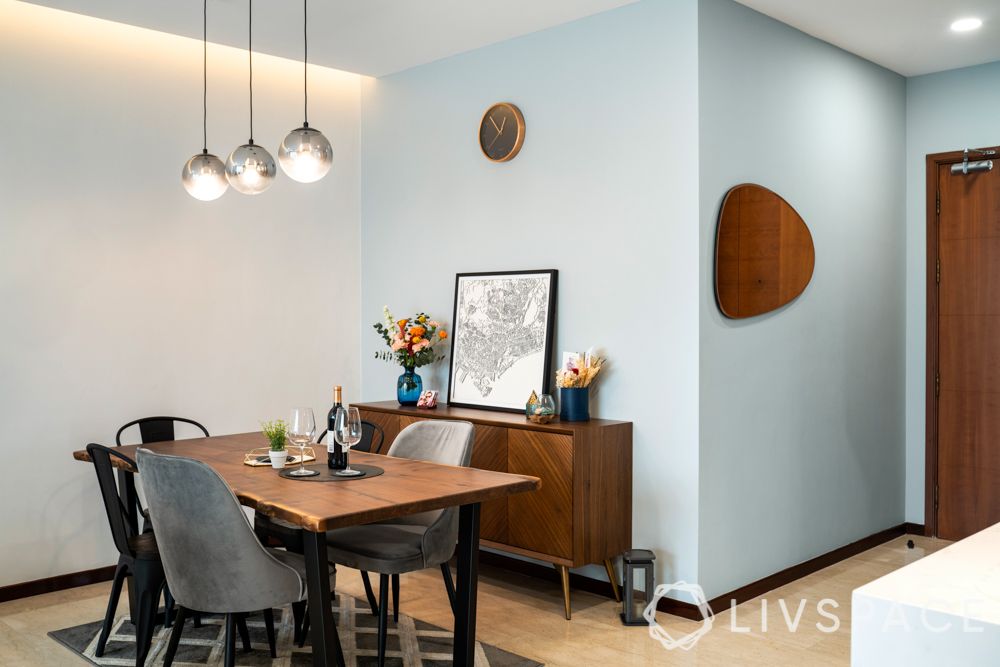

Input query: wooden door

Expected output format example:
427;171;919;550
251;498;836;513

935;159;1000;539
507;430;573;560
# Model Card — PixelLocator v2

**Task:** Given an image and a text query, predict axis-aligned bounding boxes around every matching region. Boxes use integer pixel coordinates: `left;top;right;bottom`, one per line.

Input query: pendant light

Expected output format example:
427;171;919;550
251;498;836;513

181;0;228;201
226;0;276;195
278;0;333;183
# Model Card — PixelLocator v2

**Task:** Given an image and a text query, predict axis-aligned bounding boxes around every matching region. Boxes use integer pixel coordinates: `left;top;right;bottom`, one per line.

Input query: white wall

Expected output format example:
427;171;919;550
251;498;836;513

698;0;907;597
0;1;363;586
359;0;702;586
904;61;1000;523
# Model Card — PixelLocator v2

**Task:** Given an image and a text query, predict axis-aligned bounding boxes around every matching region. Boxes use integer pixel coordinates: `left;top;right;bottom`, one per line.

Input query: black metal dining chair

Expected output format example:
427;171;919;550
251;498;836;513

316;420;386;456
254;420;385;646
115;416;210;447
114;416;210;529
86;443;168;667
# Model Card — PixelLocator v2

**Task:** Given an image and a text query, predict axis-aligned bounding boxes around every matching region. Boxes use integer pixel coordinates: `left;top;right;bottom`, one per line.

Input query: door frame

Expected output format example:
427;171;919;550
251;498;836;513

925;147;1000;537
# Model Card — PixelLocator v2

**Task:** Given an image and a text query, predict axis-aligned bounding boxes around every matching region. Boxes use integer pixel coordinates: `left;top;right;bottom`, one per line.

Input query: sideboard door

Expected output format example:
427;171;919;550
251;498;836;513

363;410;400;454
471;425;509;543
507;430;574;561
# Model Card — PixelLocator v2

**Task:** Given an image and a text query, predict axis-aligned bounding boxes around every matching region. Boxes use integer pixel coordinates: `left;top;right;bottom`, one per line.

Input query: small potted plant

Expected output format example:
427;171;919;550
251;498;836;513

261;419;288;469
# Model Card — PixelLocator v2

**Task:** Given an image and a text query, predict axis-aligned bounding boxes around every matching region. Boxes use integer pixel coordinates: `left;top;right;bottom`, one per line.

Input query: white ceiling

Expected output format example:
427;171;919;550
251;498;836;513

18;0;638;77
20;0;1000;78
736;0;1000;76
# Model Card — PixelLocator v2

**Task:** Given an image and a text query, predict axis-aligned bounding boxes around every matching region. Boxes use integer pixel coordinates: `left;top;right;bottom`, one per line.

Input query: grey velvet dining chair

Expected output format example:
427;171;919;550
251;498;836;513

114;415;210;627
325;419;475;667
136;447;339;667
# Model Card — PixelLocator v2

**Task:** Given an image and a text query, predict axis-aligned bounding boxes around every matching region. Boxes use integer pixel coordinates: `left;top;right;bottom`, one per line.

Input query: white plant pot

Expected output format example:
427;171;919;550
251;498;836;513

269;450;288;469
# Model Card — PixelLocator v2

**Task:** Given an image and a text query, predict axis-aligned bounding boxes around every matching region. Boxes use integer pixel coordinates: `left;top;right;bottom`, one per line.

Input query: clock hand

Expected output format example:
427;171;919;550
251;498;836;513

485;116;508;150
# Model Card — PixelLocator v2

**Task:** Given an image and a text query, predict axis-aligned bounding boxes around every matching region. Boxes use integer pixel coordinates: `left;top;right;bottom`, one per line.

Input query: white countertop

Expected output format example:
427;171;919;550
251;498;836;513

854;523;1000;626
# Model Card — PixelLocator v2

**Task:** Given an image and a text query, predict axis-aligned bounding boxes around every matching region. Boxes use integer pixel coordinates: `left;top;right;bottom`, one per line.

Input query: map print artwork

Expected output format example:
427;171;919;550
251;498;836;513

448;271;557;411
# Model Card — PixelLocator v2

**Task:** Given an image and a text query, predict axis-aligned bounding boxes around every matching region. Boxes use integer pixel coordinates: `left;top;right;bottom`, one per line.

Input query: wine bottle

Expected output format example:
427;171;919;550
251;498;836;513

327;386;347;470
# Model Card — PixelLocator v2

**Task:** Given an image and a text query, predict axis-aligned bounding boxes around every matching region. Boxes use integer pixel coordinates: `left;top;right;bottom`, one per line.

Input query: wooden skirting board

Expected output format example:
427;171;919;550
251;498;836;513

483;523;925;621
0;565;117;604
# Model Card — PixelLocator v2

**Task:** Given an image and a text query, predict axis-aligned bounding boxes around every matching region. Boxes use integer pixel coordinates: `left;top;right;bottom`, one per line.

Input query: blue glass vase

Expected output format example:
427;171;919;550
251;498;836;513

397;367;423;406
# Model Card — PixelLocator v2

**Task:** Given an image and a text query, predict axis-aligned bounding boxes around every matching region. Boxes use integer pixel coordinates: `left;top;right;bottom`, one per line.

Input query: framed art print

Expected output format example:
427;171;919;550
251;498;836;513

447;270;557;412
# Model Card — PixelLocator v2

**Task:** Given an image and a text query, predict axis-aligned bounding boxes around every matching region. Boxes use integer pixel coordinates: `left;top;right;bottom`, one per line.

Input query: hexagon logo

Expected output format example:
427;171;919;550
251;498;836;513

643;581;715;651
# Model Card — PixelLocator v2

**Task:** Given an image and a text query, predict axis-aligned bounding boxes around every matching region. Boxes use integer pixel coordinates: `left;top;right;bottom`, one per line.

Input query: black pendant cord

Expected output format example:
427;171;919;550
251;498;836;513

201;0;207;153
303;0;309;127
248;0;255;144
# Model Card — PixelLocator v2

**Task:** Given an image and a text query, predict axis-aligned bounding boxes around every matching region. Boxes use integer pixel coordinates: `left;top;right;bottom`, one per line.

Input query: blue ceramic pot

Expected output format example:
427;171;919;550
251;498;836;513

559;387;590;422
397;367;423;406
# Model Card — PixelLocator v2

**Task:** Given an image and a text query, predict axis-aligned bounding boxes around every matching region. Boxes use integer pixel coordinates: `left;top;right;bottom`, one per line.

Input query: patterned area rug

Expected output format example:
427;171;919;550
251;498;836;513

49;594;541;666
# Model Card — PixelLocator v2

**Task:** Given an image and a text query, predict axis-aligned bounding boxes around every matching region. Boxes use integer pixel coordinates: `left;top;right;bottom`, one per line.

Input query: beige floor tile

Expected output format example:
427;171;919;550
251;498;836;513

0;534;950;666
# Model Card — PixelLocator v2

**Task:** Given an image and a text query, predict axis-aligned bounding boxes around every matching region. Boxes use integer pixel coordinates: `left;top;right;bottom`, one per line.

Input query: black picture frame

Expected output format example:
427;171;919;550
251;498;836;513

446;269;558;412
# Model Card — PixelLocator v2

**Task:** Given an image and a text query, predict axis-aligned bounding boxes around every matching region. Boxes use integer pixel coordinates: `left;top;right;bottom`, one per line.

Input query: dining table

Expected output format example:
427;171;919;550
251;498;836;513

73;431;541;666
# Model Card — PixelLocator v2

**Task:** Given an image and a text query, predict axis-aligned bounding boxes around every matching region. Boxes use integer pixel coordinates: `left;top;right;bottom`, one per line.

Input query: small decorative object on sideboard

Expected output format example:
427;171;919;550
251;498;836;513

556;349;605;422
374;306;448;406
261;419;288;469
621;549;656;626
525;390;539;416
416;390;439;409
528;393;556;424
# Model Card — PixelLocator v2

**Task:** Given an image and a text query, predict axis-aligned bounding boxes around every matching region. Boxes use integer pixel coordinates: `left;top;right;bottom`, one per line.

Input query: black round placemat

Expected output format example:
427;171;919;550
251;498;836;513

278;463;384;482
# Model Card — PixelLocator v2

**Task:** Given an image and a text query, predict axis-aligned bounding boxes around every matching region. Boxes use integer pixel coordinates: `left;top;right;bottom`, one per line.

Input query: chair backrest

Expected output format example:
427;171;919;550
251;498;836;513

135;448;305;613
317;419;384;454
115;416;209;446
386;420;474;529
86;443;139;559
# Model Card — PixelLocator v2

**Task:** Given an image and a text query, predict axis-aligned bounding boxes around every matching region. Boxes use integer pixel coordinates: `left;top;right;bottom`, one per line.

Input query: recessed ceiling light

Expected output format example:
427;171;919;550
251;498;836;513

951;17;983;32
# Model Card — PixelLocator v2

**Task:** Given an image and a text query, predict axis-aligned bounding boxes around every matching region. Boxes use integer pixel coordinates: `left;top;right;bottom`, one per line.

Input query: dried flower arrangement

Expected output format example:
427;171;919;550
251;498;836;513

555;349;605;388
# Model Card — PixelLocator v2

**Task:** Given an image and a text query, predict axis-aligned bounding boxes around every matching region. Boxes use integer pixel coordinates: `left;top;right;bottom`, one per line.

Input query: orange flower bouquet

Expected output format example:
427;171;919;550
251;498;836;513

374;307;449;398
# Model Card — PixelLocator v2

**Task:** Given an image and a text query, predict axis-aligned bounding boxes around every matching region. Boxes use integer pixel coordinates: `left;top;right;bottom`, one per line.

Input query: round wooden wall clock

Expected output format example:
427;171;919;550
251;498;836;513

479;102;525;162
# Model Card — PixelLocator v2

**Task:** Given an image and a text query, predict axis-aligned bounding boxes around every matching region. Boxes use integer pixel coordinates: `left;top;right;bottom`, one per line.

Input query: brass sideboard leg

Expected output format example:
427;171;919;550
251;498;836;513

604;558;622;604
557;565;571;620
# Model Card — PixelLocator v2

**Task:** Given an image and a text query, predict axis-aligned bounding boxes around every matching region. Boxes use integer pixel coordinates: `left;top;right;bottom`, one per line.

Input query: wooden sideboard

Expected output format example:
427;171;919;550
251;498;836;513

355;401;633;620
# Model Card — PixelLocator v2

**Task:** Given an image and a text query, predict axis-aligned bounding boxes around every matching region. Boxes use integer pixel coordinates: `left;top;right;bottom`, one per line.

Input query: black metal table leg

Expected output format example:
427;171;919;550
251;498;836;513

453;503;481;667
303;529;345;667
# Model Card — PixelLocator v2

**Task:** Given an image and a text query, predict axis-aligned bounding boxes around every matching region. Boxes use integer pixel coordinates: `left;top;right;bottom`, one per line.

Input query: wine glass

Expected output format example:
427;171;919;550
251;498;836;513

334;407;363;477
287;407;319;477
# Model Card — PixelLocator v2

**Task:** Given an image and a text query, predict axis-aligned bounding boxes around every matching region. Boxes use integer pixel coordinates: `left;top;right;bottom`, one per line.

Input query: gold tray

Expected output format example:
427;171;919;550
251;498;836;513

243;447;316;467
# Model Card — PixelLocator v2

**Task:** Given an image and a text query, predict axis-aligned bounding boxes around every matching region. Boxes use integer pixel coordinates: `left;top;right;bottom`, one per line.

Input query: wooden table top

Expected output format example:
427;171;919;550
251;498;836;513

73;432;540;532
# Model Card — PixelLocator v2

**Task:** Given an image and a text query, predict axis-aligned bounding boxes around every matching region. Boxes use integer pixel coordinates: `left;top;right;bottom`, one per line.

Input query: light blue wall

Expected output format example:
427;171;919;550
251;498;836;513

698;0;907;597
360;0;702;586
904;62;1000;523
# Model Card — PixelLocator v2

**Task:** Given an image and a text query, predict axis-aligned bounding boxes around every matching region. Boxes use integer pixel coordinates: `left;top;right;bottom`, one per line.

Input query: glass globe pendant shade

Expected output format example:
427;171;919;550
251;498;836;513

278;126;332;183
181;152;229;201
225;142;277;195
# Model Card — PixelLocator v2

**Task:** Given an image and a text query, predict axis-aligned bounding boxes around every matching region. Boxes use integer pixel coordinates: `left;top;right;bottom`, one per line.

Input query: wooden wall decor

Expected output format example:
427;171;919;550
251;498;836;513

715;183;815;319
